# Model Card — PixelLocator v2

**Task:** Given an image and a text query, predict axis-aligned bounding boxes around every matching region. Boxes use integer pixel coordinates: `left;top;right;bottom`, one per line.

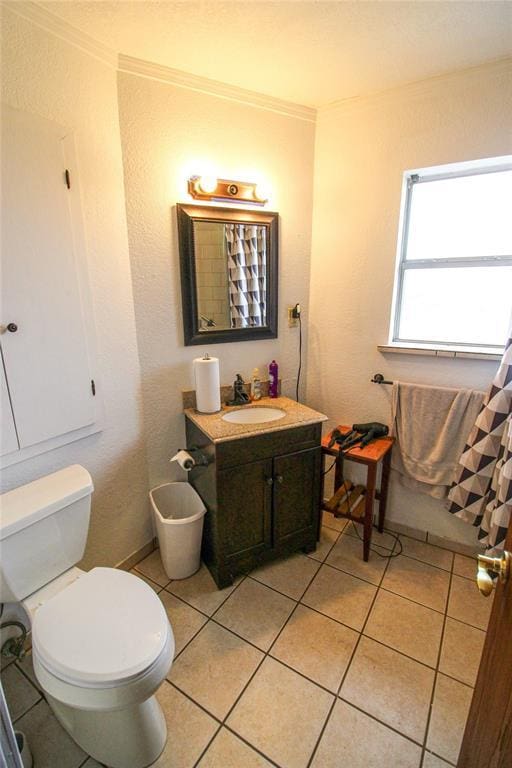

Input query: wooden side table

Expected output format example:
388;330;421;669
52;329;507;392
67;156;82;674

321;426;394;561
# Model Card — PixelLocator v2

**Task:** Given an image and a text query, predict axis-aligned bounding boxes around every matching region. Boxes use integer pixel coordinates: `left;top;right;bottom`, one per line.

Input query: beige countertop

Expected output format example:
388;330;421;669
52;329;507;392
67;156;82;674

184;396;328;443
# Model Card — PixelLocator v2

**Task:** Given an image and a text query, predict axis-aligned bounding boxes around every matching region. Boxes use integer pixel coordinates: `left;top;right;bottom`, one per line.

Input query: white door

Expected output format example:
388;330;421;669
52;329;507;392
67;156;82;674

1;106;95;448
0;352;19;456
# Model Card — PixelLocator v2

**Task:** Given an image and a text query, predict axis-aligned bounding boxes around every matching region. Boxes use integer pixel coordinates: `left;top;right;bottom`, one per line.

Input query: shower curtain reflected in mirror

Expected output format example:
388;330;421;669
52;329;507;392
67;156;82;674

225;223;267;329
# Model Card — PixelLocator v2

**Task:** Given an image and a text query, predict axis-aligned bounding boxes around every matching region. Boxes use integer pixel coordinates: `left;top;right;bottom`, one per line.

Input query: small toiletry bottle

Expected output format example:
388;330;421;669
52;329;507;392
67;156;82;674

268;360;278;398
251;368;262;400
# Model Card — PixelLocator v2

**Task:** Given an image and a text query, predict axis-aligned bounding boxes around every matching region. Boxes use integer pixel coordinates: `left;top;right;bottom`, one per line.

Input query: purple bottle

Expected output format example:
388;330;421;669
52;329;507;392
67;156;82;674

268;360;278;398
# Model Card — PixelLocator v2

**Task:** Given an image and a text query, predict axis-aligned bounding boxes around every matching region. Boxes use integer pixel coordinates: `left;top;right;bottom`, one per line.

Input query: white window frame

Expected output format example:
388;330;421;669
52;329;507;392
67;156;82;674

388;155;512;355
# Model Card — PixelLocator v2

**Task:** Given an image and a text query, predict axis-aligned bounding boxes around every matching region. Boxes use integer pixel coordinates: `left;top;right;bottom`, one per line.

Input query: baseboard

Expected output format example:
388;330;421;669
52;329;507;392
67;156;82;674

115;539;157;571
384;519;428;542
425;533;483;558
323;503;482;557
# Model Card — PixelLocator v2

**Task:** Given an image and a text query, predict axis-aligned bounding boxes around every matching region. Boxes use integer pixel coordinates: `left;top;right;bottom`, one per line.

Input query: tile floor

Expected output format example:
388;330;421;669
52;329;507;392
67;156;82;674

3;516;492;768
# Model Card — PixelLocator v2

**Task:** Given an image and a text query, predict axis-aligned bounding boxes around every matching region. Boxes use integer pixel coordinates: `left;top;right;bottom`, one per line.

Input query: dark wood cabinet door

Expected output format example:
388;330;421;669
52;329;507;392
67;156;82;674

273;447;321;547
217;458;273;562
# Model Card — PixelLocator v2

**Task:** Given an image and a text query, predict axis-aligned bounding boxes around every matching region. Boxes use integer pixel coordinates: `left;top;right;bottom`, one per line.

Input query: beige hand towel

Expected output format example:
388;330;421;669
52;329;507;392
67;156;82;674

391;382;484;499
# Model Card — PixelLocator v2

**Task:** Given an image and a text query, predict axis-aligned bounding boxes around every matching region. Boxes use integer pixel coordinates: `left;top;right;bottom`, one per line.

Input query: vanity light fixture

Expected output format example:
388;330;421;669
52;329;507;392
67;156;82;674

188;176;268;205
197;175;217;194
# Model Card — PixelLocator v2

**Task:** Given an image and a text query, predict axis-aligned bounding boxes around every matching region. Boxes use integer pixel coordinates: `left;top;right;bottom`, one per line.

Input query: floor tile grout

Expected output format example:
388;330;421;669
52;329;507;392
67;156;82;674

424;747;457;767
359;631;445;674
295;555;386;589
128;543;483;766
12;696;45;726
395;551;454;573
343;524;397;552
223;723;283;768
419;560;455;766
168;574;250;663
341;523;465;575
186;554;329;768
166;679;222;726
162;533;477;766
6;541;483;768
306;524;344;563
306;535;397;767
161;586;213;621
378;584;447;619
337;696;425;749
131;567;167;592
12;659;42;696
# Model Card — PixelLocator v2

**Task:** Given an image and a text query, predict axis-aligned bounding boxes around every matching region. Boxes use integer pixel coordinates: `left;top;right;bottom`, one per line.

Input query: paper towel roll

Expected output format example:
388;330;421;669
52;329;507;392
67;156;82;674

194;354;221;413
170;450;195;471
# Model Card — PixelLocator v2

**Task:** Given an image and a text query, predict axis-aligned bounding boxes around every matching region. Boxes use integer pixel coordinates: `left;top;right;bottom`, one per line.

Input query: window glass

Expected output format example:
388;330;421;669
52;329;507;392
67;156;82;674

399;266;512;347
406;170;512;261
392;158;512;350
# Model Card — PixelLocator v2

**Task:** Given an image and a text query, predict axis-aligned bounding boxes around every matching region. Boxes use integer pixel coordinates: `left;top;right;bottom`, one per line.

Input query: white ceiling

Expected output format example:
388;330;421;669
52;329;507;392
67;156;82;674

41;1;512;108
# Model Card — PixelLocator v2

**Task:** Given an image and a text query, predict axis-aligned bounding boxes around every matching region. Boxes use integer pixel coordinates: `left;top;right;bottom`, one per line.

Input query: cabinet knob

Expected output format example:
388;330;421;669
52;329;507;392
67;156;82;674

275;475;283;484
266;477;274;486
6;323;18;333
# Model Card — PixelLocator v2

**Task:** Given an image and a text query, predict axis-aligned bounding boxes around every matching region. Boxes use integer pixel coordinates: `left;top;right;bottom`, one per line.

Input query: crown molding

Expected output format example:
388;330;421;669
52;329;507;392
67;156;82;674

4;1;117;68
6;2;316;120
318;56;512;117
118;54;316;122
9;3;508;124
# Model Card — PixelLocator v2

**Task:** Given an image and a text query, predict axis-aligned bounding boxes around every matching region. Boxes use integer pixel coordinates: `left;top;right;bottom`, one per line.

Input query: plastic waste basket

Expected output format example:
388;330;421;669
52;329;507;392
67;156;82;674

150;482;206;579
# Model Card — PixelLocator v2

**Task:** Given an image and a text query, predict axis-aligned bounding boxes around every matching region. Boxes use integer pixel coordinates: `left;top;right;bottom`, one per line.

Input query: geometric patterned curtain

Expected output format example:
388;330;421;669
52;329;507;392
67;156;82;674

225;224;266;328
447;333;512;553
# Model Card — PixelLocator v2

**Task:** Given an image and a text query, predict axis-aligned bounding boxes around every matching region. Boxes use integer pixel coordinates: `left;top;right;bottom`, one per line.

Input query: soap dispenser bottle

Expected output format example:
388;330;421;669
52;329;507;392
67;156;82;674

268;360;278;398
251;368;262;400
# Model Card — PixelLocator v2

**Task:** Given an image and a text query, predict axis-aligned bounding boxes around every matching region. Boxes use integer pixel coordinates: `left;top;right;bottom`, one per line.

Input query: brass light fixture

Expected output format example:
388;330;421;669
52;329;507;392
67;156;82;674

188;176;268;205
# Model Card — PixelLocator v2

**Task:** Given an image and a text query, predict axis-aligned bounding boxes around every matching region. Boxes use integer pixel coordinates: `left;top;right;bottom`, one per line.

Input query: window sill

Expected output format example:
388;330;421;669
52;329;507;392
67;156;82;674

377;344;502;361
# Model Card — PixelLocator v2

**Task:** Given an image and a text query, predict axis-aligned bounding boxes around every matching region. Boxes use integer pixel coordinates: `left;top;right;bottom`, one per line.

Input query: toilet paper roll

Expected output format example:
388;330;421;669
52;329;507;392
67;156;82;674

170;450;195;471
194;354;221;413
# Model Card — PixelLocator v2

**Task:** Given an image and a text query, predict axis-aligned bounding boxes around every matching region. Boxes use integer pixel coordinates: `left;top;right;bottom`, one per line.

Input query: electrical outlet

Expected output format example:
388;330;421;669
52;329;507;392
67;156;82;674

288;307;299;327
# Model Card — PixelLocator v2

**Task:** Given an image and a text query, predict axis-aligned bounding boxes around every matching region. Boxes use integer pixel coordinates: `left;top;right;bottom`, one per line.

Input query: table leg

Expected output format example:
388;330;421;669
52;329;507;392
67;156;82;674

378;450;392;533
334;451;344;491
318;451;326;541
363;463;377;562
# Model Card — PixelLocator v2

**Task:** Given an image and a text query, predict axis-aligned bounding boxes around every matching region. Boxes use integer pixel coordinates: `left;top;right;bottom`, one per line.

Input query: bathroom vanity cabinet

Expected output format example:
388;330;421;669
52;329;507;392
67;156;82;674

185;418;323;588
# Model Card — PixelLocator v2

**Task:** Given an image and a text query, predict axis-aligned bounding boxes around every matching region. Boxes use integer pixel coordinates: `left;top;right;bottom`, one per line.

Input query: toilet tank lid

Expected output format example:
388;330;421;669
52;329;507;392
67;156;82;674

0;465;93;541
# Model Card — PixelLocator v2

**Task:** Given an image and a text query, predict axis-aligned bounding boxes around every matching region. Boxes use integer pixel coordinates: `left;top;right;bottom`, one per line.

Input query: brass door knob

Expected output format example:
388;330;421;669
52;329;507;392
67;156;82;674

476;551;511;597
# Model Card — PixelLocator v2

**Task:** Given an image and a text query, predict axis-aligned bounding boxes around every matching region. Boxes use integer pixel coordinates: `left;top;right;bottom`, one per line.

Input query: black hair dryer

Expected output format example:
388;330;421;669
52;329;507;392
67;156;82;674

352;422;389;447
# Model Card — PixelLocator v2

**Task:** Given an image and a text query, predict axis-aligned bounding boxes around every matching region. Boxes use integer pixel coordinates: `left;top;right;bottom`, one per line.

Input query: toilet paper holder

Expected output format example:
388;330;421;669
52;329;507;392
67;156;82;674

187;447;209;466
170;447;209;470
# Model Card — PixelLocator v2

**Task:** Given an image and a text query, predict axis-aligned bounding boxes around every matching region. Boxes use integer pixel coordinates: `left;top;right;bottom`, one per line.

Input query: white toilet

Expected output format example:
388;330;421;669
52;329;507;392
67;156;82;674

0;465;174;768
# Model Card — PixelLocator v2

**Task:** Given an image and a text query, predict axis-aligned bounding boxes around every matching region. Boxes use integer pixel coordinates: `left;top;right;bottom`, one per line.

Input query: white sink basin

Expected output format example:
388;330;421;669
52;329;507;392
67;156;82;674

222;406;286;425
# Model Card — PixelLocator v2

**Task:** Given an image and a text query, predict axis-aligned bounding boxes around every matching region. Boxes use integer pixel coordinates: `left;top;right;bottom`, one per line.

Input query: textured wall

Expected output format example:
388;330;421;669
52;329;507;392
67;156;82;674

117;72;315;488
1;9;151;568
308;61;512;543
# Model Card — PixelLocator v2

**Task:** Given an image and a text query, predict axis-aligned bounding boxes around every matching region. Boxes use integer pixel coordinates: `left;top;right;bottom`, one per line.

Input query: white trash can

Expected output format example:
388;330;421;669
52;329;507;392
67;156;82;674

150;482;206;580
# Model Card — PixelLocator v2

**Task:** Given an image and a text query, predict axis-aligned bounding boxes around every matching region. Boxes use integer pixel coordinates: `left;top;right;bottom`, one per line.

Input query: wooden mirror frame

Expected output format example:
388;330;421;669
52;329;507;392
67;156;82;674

177;203;279;346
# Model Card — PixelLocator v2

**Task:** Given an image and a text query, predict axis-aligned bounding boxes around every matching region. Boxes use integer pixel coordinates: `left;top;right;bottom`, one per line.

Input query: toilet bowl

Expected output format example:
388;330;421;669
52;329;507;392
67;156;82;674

30;567;173;768
0;466;175;768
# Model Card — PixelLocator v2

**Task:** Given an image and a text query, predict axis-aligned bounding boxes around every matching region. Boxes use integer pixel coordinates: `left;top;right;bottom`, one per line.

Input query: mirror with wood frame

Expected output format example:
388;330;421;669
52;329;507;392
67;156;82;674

176;204;278;345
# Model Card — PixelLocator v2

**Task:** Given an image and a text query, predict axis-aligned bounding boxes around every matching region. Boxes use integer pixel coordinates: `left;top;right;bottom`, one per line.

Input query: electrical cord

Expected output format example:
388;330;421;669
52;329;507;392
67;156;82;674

296;312;302;402
322;459;337;476
350;518;403;558
334;479;403;559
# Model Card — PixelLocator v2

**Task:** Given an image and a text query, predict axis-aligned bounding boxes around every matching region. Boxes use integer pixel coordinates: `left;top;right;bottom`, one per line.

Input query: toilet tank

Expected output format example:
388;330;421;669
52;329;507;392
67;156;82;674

0;465;93;603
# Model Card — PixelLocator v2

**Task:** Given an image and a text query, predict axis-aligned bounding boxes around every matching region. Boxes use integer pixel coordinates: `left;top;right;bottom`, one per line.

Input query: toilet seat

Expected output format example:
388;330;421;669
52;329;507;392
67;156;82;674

32;567;171;688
